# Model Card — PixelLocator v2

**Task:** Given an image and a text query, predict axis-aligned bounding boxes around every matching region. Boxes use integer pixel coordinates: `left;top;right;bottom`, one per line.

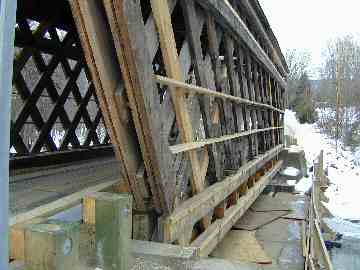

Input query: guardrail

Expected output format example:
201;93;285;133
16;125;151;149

304;150;334;270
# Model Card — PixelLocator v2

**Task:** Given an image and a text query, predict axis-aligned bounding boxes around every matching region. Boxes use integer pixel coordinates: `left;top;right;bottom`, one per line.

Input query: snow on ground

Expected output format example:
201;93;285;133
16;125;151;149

324;217;360;239
280;166;300;177
285;110;360;224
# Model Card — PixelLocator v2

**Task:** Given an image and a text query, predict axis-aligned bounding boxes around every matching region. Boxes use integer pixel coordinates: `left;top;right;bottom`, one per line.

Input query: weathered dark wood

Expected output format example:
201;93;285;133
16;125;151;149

11;0;289;253
69;0;149;211
106;0;177;214
11;17;109;156
181;0;221;181
10;145;113;171
150;0;212;229
244;52;259;158
195;0;286;89
206;15;234;171
223;34;241;169
236;0;287;77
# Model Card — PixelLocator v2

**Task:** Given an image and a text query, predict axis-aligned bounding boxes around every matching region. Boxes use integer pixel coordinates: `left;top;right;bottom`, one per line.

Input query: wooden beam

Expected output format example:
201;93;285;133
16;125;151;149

10;217;45;261
0;0;17;266
69;0;146;210
10;180;119;226
169;127;283;154
150;0;210;227
105;0;178;214
24;220;80;270
181;0;221;180
190;160;283;257
196;0;286;89
94;192;133;270
163;146;283;243
155;75;284;113
236;0;287;77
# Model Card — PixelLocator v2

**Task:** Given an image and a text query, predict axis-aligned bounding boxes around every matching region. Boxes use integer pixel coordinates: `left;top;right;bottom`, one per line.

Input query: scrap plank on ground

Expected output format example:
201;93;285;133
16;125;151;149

233;210;290;231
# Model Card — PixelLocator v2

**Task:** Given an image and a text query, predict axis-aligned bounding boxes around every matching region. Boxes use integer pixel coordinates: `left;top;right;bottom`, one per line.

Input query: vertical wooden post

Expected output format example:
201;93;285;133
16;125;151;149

93;192;133;270
0;0;17;267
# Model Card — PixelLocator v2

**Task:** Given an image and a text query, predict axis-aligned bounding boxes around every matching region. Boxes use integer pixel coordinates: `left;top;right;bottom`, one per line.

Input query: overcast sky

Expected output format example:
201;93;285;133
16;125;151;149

259;0;360;78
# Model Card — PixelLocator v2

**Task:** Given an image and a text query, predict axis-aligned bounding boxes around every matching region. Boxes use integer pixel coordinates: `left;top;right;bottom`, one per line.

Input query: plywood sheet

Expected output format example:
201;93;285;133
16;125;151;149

211;230;272;264
233;210;289;231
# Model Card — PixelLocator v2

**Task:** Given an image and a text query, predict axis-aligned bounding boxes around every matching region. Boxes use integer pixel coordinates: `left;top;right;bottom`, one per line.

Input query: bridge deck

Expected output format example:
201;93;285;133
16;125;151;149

10;157;121;223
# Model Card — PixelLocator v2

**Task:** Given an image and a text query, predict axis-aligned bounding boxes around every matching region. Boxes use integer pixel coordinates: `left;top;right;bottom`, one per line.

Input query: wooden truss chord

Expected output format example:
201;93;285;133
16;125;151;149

155;75;284;113
190;160;282;257
196;0;286;89
170;127;284;154
69;0;148;210
163;145;283;244
235;0;287;77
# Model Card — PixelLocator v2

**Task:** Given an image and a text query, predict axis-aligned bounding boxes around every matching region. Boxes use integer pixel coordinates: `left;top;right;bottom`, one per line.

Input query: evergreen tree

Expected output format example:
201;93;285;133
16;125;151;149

291;73;317;123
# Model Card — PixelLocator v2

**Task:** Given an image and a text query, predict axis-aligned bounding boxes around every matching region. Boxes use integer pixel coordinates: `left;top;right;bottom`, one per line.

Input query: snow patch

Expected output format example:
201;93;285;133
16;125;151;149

295;176;312;193
281;167;300;177
324;217;360;239
285;110;360;220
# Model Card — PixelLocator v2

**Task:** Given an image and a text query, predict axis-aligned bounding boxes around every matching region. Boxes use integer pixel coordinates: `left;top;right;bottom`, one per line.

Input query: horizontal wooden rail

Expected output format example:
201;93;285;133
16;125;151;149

155;75;285;113
10;179;120;226
164;145;283;243
305;150;334;270
196;0;286;89
314;220;333;270
170;127;283;154
190;160;283;257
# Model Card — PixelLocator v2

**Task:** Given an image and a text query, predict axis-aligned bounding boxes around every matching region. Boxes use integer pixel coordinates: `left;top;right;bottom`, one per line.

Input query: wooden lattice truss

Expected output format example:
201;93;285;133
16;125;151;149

11;17;109;156
70;0;287;254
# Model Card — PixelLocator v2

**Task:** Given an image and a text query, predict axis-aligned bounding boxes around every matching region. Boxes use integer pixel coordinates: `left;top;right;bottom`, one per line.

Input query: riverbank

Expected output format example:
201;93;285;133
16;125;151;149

285;110;360;269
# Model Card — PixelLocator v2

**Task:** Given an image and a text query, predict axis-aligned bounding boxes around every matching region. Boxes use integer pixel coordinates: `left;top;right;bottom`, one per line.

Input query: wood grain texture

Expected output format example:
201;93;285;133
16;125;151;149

102;0;175;214
69;0;146;210
150;0;209;228
190;160;283;257
196;0;286;89
164;149;283;243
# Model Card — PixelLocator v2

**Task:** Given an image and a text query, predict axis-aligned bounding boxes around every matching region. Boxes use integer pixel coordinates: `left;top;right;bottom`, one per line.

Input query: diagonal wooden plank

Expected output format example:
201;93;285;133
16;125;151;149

150;0;210;230
224;34;244;168
69;0;146;211
181;0;221;181
107;0;177;214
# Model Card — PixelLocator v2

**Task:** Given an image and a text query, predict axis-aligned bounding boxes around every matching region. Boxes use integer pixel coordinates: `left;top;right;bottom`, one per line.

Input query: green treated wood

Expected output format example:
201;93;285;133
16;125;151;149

0;0;17;267
24;220;80;270
95;192;133;270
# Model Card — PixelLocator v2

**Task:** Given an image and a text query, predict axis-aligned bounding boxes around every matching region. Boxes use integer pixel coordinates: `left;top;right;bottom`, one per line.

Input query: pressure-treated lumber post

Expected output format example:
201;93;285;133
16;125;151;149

0;0;17;268
85;192;132;270
10;217;45;261
24;220;80;270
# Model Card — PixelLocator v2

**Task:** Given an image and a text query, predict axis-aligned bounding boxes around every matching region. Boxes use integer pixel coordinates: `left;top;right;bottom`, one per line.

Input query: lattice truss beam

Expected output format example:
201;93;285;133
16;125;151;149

106;0;285;209
70;0;287;243
10;16;110;156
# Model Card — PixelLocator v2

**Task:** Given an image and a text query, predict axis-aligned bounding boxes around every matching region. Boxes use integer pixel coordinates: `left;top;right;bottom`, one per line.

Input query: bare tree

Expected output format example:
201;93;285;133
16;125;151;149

285;49;312;109
286;49;311;81
318;35;360;149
